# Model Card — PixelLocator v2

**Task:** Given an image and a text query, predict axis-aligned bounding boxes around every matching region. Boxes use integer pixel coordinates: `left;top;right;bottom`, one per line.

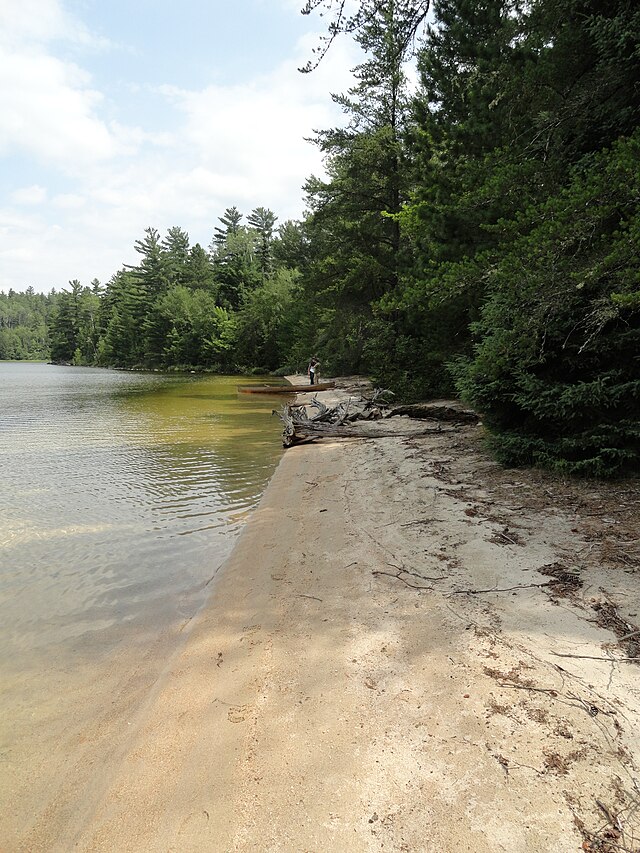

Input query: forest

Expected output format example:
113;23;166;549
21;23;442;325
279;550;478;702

1;0;638;477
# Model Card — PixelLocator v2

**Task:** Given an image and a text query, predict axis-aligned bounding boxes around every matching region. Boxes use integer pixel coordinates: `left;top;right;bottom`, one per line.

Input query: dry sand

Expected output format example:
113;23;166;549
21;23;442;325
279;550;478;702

10;378;640;852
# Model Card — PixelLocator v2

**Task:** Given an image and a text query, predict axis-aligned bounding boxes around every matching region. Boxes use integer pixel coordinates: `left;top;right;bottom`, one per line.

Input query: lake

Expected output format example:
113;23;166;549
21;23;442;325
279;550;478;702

0;363;286;846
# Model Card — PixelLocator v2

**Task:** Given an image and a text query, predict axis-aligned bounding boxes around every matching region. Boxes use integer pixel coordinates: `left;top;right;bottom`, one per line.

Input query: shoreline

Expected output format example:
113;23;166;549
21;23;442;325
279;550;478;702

13;379;640;851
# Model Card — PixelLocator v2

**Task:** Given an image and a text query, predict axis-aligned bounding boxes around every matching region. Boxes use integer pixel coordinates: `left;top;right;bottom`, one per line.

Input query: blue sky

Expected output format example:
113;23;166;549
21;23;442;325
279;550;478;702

0;0;359;292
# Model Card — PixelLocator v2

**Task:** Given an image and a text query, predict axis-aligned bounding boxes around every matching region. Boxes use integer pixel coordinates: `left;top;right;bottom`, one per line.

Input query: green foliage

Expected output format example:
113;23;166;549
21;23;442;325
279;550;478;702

37;218;301;374
299;1;416;370
247;207;278;284
49;281;100;364
210;223;260;310
232;269;301;371
453;133;640;476
156;286;235;369
378;0;640;477
0;288;52;360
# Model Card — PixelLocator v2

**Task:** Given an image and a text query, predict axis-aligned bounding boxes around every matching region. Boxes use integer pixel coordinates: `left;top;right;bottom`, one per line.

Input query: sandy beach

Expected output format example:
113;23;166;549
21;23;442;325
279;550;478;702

12;378;640;852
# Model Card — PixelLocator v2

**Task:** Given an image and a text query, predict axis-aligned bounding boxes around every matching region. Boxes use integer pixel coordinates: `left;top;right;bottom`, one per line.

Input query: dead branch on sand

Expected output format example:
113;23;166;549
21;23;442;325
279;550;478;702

273;389;482;447
447;582;552;596
372;570;434;590
274;389;395;447
551;652;639;663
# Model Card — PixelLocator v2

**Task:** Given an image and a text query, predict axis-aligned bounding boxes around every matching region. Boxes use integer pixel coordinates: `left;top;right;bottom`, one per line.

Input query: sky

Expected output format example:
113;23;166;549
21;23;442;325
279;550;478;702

0;0;360;293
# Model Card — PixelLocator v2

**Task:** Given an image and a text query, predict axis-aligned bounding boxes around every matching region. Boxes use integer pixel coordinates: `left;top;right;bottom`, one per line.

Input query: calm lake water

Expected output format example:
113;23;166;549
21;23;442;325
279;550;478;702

0;363;285;658
0;363;286;843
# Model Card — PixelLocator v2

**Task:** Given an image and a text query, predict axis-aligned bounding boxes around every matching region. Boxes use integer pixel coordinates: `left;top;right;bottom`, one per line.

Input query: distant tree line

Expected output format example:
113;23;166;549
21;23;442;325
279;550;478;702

0;287;55;360
1;208;307;374
3;0;638;477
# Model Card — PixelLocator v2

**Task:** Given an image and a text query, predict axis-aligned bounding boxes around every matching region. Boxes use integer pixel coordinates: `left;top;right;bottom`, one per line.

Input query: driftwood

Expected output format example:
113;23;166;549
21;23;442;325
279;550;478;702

274;389;394;447
273;390;481;447
387;401;480;423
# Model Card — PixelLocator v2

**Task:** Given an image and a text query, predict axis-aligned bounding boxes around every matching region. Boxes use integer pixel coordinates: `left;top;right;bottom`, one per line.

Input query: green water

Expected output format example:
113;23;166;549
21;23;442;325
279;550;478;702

0;364;286;661
0;362;290;840
0;363;288;842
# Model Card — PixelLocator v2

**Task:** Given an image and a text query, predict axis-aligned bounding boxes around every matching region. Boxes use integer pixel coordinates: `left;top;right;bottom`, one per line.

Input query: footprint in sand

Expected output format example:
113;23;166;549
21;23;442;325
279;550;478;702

228;704;250;723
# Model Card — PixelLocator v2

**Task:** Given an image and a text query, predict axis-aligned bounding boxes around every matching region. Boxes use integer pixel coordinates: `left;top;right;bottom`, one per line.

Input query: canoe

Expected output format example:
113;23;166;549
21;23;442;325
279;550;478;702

238;382;336;394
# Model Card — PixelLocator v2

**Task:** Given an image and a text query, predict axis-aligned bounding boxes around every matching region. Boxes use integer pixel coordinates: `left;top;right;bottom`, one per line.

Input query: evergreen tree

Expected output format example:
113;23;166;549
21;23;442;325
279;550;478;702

299;0;431;72
454;132;640;476
211;222;259;310
49;281;80;363
211;207;243;248
99;270;143;366
247;207;278;284
184;243;215;292
129;227;171;365
407;0;640;474
162;226;191;287
301;0;415;372
49;281;99;364
273;220;310;271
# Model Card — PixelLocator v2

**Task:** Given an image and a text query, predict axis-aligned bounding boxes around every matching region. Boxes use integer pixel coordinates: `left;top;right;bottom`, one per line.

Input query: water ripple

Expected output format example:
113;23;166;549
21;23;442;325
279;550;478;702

0;365;283;658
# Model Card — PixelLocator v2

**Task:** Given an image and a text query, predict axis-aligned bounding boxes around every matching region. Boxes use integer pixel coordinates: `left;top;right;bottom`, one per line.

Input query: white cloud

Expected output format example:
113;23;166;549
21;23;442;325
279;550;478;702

155;33;358;216
11;185;48;205
0;0;124;170
0;49;116;167
0;1;359;291
0;245;32;262
0;0;110;50
52;193;85;209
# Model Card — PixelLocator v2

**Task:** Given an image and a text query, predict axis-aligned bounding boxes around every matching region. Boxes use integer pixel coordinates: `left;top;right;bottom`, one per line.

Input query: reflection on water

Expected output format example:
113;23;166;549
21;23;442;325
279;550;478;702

0;363;283;661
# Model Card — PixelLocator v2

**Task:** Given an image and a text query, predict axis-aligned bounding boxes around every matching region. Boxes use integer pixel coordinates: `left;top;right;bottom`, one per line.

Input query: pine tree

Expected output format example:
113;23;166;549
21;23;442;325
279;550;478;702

301;0;416;372
299;0;431;73
127;227;171;365
211;207;243;249
49;280;99;364
184;243;215;291
247;207;278;284
162;226;191;287
210;208;259;309
420;0;640;475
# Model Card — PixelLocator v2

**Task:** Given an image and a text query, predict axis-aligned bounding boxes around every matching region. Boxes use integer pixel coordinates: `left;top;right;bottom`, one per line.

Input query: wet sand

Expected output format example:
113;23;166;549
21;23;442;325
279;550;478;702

7;379;640;852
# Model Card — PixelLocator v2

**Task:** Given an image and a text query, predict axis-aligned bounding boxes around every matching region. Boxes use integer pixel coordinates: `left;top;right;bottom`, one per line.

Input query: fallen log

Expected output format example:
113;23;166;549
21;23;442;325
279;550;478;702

274;389;429;447
276;403;378;446
276;416;444;447
387;401;479;423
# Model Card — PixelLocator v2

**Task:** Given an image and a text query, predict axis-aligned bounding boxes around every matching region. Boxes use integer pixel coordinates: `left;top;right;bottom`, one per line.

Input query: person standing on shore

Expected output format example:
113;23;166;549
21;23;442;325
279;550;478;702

308;356;320;385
